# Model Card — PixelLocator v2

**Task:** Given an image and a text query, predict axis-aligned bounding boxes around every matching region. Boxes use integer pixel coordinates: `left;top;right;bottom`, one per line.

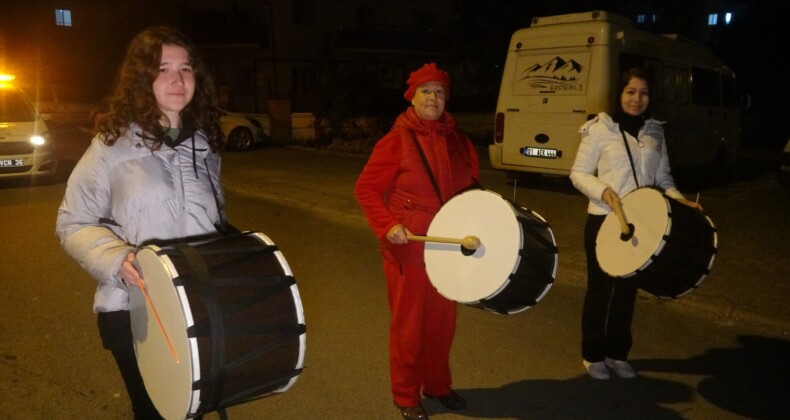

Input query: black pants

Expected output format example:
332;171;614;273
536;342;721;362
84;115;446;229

581;214;638;362
97;310;163;420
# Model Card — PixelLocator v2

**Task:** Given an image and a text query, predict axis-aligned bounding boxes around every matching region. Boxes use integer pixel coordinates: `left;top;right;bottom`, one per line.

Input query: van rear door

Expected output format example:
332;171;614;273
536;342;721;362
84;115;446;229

497;50;599;175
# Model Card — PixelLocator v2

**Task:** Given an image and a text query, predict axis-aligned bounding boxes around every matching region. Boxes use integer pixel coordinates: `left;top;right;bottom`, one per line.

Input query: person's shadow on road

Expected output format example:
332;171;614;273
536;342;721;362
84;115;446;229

423;375;692;419
429;334;787;419
634;334;788;420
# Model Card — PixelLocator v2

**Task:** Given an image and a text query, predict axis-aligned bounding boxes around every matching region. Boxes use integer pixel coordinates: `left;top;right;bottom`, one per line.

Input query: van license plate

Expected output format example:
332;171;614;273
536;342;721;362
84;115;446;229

0;159;25;167
523;147;559;158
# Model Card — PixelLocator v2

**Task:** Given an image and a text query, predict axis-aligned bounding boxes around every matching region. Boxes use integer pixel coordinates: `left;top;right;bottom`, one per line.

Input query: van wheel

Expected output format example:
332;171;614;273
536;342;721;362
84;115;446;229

228;127;254;151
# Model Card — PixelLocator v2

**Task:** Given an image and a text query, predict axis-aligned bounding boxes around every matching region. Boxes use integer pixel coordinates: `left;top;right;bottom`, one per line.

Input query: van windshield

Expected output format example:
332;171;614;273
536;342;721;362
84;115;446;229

0;88;38;123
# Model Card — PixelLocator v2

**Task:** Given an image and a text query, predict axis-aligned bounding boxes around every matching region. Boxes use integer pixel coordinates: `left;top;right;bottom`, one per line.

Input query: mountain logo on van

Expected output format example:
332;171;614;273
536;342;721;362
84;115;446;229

517;56;587;92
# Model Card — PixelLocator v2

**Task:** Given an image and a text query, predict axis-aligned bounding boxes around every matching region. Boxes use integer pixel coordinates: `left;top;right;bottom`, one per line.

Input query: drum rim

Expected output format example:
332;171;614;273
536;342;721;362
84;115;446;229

132;244;202;417
425;189;524;303
596;187;671;277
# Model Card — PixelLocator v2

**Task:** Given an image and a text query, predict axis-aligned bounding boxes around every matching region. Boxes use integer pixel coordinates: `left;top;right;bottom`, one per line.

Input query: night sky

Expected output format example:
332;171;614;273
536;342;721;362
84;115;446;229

1;0;786;145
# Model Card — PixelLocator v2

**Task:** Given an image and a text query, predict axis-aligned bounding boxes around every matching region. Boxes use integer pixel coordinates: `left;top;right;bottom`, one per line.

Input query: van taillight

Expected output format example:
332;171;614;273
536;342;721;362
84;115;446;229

494;112;504;143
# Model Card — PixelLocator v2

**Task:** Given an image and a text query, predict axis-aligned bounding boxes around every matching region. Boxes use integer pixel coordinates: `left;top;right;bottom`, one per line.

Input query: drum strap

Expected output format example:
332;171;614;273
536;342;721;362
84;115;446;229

205;157;241;235
404;130;445;205
620;129;640;188
172;242;228;416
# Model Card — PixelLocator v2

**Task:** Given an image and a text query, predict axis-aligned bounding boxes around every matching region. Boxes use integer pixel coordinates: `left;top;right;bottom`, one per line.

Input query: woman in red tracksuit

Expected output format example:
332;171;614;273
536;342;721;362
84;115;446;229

355;63;479;420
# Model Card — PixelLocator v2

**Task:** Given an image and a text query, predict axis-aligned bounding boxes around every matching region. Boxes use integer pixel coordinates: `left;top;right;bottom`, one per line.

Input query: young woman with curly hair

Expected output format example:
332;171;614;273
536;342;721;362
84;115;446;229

57;26;226;419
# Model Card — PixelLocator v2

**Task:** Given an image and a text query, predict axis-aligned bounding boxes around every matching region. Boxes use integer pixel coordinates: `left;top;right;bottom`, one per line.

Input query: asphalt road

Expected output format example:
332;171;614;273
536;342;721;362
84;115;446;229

0;142;787;420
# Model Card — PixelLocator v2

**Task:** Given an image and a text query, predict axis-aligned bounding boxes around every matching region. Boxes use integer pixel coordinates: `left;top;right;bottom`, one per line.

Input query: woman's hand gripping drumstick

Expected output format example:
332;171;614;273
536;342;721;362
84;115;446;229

387;224;481;252
676;193;704;211
120;252;180;364
603;188;635;240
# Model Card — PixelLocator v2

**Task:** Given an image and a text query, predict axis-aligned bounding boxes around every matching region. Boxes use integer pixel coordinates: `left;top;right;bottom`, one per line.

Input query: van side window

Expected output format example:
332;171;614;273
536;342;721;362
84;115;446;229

678;69;690;104
691;67;720;106
665;66;677;103
722;72;738;109
642;59;663;101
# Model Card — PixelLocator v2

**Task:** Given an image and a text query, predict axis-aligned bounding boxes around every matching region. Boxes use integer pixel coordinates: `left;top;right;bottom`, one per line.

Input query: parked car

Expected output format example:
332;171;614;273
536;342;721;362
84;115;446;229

0;76;57;181
21;83;97;128
780;138;790;186
220;110;271;151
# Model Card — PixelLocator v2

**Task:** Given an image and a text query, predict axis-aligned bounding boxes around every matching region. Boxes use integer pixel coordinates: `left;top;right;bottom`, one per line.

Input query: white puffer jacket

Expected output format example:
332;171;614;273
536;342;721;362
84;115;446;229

56;124;224;312
570;112;684;215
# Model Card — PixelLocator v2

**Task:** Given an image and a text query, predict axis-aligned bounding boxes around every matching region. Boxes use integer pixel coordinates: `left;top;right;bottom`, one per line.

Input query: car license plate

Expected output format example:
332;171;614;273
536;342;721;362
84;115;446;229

0;158;25;167
522;147;559;158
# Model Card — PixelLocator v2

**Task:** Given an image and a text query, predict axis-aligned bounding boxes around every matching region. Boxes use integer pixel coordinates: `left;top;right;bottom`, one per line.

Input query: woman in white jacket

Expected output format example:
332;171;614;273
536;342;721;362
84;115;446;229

56;26;225;418
570;68;700;380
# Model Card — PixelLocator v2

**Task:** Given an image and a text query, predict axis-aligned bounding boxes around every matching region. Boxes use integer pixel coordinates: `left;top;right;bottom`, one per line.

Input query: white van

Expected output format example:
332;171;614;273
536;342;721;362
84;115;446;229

0;76;57;180
489;10;741;176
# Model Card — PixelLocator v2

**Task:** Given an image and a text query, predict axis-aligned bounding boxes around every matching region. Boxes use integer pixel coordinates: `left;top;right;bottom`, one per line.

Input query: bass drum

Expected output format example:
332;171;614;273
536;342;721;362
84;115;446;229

596;187;718;298
424;189;558;315
131;232;306;419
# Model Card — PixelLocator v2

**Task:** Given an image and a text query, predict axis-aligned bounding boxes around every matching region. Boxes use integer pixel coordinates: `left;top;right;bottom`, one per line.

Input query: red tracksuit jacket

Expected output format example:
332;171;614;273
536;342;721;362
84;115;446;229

355;107;480;266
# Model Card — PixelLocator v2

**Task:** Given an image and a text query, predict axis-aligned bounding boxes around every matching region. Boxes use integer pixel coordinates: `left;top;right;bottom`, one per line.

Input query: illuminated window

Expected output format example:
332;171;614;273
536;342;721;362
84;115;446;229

637;14;645;24
708;13;718;26
55;9;72;27
725;12;733;24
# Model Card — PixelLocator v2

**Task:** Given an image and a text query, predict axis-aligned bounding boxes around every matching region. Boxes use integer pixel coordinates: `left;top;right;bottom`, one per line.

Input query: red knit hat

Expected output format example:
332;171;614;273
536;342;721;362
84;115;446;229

403;63;451;102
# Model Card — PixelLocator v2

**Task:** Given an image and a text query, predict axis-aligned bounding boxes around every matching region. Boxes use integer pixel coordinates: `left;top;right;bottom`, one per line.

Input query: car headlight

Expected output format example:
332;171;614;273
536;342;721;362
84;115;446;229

30;135;47;146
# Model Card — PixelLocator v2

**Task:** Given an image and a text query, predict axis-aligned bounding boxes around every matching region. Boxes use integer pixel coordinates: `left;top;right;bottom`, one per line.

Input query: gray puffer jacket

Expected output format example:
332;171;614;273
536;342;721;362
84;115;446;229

56;124;224;312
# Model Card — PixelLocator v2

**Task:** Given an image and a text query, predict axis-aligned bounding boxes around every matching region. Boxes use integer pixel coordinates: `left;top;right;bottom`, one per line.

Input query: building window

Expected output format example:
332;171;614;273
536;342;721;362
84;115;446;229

55;9;72;27
292;0;316;26
357;6;374;30
636;14;645;24
708;13;718;26
725;12;733;24
291;66;317;97
412;11;436;31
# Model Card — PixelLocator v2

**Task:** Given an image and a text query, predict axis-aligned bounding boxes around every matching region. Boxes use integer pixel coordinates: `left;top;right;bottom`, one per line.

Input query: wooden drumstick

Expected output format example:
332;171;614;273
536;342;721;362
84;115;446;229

612;199;635;240
135;281;180;364
407;234;482;251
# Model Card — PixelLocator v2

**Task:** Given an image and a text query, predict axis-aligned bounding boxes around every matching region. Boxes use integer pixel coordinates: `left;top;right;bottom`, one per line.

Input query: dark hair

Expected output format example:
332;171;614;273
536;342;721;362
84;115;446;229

615;67;654;118
96;26;224;151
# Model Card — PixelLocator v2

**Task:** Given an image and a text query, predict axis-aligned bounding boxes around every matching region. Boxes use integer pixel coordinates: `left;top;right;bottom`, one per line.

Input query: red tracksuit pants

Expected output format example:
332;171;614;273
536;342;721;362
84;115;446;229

384;260;457;407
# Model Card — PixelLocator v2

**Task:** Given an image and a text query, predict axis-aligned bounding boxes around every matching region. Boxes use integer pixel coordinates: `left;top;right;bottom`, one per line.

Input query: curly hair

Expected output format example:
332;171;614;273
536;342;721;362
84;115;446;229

95;26;225;151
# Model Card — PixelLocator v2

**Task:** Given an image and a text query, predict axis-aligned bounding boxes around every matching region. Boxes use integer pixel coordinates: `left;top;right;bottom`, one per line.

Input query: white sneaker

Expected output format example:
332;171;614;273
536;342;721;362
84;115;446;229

583;359;610;380
605;358;637;378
